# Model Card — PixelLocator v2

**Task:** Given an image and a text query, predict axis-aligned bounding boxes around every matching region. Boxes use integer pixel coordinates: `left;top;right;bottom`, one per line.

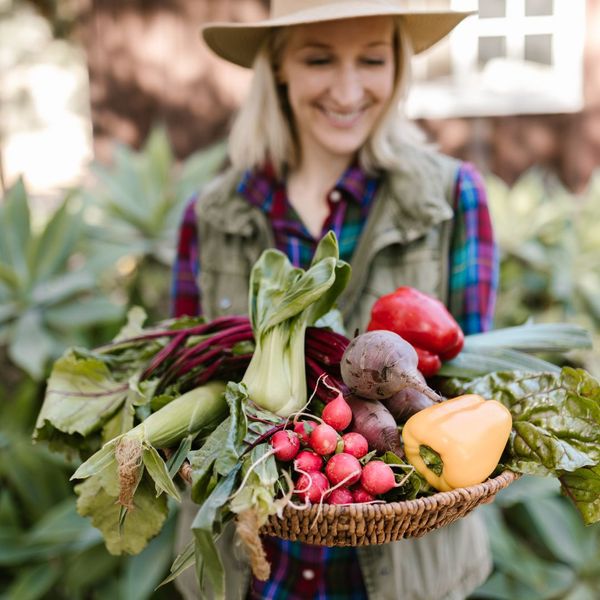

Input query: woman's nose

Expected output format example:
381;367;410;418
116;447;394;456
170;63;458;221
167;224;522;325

329;64;363;106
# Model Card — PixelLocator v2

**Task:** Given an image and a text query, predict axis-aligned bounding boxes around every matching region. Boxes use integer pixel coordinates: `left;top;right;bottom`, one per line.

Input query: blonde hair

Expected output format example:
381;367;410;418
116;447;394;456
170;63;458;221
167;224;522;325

228;17;424;176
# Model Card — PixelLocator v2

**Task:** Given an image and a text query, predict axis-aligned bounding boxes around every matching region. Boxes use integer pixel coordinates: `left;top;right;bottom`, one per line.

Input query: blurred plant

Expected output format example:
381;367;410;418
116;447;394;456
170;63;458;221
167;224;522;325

468;168;600;600
486;168;600;376
0;179;123;381
472;476;600;599
82;126;227;320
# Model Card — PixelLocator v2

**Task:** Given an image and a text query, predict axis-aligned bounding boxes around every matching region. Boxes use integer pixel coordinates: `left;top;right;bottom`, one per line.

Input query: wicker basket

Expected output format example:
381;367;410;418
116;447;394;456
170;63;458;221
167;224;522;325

261;470;518;546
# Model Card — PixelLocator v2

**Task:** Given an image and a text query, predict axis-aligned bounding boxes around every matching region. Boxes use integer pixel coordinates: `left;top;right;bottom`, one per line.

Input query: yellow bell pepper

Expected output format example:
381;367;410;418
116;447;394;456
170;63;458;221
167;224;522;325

402;394;512;492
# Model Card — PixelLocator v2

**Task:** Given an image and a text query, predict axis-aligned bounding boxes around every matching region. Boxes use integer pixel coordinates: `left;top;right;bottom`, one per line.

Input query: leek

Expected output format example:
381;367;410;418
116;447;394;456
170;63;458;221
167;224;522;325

241;232;351;416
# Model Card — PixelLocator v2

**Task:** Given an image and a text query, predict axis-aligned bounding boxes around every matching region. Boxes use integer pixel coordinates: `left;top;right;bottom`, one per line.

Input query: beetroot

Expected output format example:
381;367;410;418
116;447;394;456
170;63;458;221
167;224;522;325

382;370;436;422
346;395;404;458
325;453;362;487
340;330;441;402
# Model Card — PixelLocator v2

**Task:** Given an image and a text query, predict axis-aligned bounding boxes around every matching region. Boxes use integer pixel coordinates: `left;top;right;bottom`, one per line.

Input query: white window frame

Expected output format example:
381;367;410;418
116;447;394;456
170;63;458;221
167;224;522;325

406;0;586;119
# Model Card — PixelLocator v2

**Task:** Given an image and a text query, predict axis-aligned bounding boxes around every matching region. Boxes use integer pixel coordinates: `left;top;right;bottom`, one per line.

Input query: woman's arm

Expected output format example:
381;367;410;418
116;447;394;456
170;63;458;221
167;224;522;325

171;197;202;318
447;163;499;335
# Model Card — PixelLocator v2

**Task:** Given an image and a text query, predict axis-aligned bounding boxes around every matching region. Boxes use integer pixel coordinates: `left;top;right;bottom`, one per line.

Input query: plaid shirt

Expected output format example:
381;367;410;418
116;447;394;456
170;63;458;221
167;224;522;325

171;161;498;599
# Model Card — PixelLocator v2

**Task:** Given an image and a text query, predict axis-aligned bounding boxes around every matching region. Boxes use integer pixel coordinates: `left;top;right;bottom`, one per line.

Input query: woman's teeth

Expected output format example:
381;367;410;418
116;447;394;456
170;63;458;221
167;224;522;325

323;108;362;123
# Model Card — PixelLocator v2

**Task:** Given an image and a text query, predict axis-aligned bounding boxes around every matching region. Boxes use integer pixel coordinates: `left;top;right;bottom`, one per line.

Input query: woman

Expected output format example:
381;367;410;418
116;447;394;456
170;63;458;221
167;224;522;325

172;2;498;599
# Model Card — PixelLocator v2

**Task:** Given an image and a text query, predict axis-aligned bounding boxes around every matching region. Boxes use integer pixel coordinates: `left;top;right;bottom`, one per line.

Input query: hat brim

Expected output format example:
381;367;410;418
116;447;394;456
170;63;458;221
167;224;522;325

202;7;474;68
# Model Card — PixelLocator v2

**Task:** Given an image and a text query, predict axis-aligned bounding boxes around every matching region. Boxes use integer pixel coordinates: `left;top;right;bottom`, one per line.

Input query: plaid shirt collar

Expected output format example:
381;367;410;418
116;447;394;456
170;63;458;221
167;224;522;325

237;160;376;215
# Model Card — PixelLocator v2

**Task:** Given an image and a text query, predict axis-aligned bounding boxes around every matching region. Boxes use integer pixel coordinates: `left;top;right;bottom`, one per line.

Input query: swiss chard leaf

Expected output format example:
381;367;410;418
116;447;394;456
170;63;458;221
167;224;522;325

446;367;600;524
559;466;600;525
34;351;130;456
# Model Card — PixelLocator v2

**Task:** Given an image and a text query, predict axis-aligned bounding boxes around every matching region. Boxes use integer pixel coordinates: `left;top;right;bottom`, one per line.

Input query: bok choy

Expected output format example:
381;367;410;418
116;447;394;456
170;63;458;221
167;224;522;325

241;231;350;415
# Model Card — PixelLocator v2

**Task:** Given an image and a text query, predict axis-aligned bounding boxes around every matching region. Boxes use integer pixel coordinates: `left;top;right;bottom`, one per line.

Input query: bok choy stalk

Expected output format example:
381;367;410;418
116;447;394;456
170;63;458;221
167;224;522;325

241;232;350;416
71;381;227;509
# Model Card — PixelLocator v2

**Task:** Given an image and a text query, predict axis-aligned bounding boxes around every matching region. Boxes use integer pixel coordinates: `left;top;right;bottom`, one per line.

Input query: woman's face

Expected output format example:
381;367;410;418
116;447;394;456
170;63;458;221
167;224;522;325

279;16;396;165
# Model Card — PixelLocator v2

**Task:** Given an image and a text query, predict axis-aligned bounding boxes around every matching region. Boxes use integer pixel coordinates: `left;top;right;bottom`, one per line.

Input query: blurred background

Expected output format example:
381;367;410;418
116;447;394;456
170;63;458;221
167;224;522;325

1;1;599;598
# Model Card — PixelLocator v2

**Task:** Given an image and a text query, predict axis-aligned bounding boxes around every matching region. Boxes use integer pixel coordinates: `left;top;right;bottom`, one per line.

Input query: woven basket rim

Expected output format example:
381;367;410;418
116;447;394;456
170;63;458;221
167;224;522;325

276;469;518;520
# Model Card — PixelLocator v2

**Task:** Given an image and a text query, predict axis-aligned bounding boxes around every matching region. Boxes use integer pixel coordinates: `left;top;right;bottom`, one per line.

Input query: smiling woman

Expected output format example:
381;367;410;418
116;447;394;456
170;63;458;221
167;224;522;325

171;2;498;599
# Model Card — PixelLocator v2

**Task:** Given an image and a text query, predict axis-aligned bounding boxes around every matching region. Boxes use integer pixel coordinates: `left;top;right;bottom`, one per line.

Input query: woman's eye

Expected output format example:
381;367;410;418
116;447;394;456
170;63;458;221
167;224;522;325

305;57;331;66
361;57;386;66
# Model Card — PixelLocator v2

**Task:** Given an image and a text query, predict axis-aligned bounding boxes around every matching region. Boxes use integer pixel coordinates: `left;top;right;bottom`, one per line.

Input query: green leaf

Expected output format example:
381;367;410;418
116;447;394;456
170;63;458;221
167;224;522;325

448;368;600;524
192;466;241;599
452;369;600;476
142;444;181;502
463;322;593;353
476;506;576;599
0;262;21;291
75;468;168;555
214;383;247;475
143;125;173;191
160;539;195;587
8;310;56;380
177;140;227;200
166;435;194;478
560;466;600;525
71;441;118;480
517;496;592;566
45;296;123;330
1;562;60;600
29;194;82;283
34;350;129;453
439;347;560;378
0;178;31;278
31;269;96;305
120;508;177;600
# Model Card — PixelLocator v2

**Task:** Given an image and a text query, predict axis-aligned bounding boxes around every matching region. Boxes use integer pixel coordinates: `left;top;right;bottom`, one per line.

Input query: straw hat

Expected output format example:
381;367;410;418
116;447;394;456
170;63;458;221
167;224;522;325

202;0;475;68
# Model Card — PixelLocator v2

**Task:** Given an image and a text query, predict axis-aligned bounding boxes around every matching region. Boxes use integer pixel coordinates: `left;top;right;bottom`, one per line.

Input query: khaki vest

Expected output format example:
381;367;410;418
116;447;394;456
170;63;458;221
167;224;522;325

175;143;492;600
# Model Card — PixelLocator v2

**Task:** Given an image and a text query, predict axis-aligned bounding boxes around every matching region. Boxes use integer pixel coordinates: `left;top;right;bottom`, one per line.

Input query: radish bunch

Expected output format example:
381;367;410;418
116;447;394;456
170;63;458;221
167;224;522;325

267;389;399;505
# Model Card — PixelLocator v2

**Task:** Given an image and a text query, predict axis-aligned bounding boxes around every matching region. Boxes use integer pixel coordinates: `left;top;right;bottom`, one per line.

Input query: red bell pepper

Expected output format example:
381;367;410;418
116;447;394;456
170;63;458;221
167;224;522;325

367;286;464;377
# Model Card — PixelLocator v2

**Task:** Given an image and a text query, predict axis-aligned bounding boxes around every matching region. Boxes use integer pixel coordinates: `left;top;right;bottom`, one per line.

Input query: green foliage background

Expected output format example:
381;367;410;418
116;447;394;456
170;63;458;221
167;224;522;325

1;128;599;598
0;128;226;599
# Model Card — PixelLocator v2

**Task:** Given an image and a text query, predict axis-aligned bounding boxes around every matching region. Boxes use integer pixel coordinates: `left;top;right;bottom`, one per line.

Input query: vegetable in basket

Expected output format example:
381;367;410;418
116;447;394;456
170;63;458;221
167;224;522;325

367;286;464;376
402;394;512;492
241;231;350;416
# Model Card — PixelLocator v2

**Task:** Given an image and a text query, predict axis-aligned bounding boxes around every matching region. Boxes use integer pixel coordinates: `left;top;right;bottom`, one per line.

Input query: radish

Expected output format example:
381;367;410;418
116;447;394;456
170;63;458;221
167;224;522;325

295;471;329;503
325;453;362;487
361;461;396;496
321;392;352;432
328;487;354;505
341;432;368;459
294;450;323;473
309;423;338;456
270;430;300;461
294;421;314;445
352;487;376;503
